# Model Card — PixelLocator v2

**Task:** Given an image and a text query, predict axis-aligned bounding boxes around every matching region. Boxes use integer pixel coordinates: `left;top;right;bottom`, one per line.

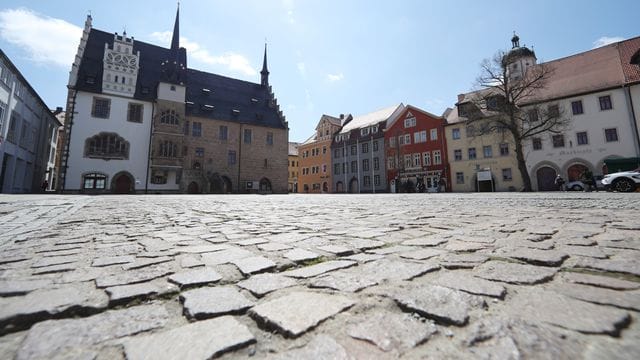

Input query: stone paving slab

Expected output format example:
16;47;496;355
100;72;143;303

0;193;638;358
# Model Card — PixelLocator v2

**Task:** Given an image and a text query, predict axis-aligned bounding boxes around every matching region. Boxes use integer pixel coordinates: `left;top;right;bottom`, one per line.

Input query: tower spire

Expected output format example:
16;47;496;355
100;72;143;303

171;3;180;51
261;43;269;87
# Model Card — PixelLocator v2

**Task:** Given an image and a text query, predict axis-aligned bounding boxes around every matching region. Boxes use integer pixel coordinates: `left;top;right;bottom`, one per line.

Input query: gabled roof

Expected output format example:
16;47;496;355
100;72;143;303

75;28;286;129
315;114;342;130
385;104;444;130
339;104;405;134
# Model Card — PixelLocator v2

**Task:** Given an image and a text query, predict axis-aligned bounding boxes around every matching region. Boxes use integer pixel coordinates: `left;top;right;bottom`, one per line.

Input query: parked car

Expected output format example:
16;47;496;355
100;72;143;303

565;175;605;191
601;169;640;192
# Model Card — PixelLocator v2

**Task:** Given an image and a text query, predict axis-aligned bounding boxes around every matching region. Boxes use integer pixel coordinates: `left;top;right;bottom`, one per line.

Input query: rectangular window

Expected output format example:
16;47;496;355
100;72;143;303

604;128;618;142
127;103;143;123
452;128;461;140
388;156;395;169
423;152;431;166
373;140;378;152
374;157;379;170
322;164;327;173
412;153;421;167
499;143;509;156
244;129;252;144
91;97;111;118
183;120;190;135
430;129;438;141
414;132;420;144
404;134;411;145
433;150;442;165
362;142;369;153
599;95;612;110
322;146;327;154
334;148;340;158
404;154;411;168
334;163;340;175
228;150;236;165
363;176;371;187
571;100;584;115
363;158;370;171
351;145;357;155
266;132;274;145
374;175;380;186
454;149;462;161
502;168;513;181
552;134;565;148
468;148;477;160
404;117;416;128
389;137;396;147
576;131;589;145
195;147;204;157
398;135;404;145
219;125;228;140
528;109;539;122
192;122;202;137
351;161;357;173
483;145;493;158
456;172;464;184
532;137;542;150
548;104;560;118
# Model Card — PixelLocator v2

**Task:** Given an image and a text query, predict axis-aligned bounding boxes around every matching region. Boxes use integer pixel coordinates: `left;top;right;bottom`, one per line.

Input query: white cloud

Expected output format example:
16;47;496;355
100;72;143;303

592;36;625;49
0;8;81;67
150;31;257;76
327;73;344;82
282;0;296;24
297;62;306;77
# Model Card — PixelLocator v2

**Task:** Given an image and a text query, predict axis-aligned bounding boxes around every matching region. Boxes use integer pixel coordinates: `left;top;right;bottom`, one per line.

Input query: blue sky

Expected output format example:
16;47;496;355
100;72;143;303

1;0;639;142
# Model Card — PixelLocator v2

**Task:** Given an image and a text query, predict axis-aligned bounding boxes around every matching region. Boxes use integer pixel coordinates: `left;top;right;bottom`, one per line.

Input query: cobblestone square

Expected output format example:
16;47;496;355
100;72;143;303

0;193;639;359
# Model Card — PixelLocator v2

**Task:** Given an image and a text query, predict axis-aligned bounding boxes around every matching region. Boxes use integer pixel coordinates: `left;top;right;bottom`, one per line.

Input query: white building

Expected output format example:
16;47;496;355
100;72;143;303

0;50;61;193
515;36;640;190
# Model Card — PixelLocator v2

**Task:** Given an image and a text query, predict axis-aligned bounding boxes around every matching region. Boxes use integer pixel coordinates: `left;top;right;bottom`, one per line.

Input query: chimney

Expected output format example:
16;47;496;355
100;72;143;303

457;94;465;103
340;114;344;119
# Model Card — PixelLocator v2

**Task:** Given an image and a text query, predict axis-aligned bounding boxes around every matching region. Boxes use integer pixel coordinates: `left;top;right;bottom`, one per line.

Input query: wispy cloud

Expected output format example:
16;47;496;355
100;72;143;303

0;8;81;67
282;0;296;24
327;73;344;82
150;31;257;76
592;36;625;49
297;62;306;78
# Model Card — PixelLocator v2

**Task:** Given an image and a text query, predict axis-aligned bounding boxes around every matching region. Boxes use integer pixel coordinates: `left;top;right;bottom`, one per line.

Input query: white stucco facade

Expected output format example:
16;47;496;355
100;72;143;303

64;92;152;191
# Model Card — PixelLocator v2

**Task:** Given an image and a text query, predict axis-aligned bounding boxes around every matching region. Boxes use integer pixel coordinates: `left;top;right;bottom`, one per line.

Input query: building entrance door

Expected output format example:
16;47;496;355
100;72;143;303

113;174;132;194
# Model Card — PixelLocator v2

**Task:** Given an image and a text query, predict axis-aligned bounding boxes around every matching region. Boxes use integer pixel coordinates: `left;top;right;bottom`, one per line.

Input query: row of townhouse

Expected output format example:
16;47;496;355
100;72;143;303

61;8;289;194
298;35;640;193
0;50;61;193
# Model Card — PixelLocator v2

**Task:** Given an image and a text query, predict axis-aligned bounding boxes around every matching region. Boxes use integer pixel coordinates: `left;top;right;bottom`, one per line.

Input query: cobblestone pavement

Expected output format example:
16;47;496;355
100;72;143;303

0;193;639;359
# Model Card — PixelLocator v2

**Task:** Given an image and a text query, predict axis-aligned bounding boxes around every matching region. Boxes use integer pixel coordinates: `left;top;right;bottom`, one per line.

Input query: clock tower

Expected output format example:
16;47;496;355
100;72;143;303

101;31;140;97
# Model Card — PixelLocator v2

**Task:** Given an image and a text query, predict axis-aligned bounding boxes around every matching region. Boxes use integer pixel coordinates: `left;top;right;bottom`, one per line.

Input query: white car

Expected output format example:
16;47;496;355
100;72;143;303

565;176;605;191
601;169;640;192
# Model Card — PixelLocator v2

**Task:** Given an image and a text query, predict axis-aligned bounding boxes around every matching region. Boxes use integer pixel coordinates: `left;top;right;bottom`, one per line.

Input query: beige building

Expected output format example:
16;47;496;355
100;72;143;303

288;142;299;192
445;104;523;192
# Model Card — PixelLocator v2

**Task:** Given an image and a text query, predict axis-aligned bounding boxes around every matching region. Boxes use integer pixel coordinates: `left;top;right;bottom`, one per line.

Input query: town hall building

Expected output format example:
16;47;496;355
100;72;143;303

61;7;288;194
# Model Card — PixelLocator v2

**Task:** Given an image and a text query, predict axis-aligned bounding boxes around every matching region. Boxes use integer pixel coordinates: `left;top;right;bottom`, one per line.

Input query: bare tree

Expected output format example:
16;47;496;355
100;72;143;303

462;51;570;191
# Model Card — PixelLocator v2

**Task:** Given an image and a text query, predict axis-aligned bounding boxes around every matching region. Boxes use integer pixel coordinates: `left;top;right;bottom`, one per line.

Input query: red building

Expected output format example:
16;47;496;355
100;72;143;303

384;105;450;192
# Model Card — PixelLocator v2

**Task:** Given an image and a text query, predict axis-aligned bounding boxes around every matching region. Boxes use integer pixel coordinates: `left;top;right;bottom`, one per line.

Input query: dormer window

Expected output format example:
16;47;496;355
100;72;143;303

251;98;259;103
458;103;470;117
202;88;211;94
232;109;240;115
202;104;214;111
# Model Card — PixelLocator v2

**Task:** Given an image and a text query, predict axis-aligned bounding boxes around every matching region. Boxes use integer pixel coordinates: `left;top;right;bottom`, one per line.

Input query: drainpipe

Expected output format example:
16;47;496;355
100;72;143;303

624;86;640;156
237;124;242;193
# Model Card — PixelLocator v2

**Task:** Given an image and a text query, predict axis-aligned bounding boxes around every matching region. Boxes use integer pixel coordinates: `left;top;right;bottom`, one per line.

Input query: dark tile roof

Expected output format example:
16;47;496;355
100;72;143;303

75;28;286;129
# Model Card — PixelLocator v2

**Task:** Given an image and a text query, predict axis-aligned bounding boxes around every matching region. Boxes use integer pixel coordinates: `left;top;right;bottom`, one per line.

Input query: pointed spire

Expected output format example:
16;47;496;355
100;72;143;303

170;3;180;51
261;43;269;87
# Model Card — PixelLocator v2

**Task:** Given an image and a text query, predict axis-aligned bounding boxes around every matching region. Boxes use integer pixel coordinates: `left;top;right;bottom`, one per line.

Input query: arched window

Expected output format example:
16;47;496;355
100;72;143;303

84;133;129;159
160;109;180;125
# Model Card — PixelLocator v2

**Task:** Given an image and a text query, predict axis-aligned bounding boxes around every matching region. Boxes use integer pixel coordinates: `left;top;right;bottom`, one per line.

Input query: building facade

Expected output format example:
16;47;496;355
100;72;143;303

62;8;288;194
385;105;449;192
288;142;299;193
298;114;343;193
332;105;404;193
0;50;61;193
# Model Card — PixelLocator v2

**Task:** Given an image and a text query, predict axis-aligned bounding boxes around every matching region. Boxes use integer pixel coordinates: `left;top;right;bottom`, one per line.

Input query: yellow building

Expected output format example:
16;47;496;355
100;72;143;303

445;100;523;192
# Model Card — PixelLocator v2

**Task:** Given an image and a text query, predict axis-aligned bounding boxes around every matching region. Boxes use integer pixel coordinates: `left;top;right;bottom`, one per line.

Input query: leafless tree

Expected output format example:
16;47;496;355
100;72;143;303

463;51;570;191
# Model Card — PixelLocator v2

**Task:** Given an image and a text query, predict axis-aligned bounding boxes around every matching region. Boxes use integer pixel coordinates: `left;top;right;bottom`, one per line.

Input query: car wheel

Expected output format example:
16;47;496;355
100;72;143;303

571;185;582;191
613;178;636;192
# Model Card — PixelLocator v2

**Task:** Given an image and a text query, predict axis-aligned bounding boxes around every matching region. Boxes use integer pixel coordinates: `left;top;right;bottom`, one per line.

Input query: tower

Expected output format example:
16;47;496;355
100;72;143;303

503;32;537;82
101;31;140;97
261;43;269;87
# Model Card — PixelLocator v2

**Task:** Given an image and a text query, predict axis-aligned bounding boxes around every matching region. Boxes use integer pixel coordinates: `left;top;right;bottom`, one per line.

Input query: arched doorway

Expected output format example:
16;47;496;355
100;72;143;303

336;181;344;193
536;166;557;191
187;181;200;194
221;176;232;193
112;172;133;194
209;175;233;194
567;163;588;181
349;178;359;193
259;178;272;192
322;182;329;192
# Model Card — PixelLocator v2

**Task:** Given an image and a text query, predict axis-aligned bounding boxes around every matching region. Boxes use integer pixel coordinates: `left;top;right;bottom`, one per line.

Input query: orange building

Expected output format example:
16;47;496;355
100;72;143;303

298;114;344;193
